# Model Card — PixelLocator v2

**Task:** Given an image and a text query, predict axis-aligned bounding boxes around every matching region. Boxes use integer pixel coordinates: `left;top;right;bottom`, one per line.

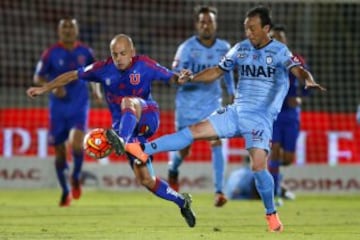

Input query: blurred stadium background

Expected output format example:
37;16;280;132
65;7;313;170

0;0;360;194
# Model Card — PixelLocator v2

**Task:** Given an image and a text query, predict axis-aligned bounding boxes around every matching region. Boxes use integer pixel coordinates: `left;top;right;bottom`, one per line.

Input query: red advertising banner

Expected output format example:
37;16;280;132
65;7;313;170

1;108;360;165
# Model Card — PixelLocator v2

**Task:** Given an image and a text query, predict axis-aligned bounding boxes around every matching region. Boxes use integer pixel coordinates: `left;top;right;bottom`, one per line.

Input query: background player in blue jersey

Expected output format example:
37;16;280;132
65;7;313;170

268;25;309;206
122;6;326;232
169;5;235;207
27;34;196;228
225;157;260;200
225;156;293;201
33;18;102;207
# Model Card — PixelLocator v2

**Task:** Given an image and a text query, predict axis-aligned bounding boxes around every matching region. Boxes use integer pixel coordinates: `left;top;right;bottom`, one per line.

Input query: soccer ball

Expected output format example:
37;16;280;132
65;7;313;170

83;128;113;159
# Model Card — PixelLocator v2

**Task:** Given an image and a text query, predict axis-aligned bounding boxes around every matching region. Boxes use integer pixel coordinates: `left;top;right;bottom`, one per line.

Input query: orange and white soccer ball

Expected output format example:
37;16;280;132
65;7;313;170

83;128;113;159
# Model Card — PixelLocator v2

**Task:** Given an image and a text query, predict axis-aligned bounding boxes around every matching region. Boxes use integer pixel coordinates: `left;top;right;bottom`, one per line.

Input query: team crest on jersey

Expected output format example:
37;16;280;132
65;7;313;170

129;73;141;85
266;56;273;65
105;78;111;86
191;50;201;59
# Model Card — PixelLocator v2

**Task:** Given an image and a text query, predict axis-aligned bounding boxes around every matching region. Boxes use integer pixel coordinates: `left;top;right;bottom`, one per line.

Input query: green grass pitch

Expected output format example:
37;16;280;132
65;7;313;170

0;190;359;240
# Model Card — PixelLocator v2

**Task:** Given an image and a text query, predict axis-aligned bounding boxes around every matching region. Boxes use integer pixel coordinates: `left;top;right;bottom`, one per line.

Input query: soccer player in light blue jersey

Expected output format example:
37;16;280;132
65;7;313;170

122;6;326;232
27;34;196;228
33;18;102;207
268;25;309;206
169;5;235;207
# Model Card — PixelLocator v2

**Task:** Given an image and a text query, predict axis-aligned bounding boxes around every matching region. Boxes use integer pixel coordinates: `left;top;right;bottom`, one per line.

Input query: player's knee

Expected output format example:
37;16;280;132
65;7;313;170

121;97;137;109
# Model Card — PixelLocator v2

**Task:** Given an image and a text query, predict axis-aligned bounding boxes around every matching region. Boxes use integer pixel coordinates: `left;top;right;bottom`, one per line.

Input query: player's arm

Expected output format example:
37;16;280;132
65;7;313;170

290;66;326;91
27;70;78;98
178;66;225;84
89;82;103;104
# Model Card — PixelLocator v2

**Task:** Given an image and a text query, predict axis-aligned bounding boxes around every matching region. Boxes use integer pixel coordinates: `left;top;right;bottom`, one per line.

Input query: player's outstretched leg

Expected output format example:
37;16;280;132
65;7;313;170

180;193;196;228
105;129;125;155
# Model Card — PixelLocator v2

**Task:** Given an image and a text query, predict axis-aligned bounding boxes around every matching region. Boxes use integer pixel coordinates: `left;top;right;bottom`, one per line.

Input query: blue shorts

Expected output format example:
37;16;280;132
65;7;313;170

208;105;272;153
272;117;300;152
48;106;89;146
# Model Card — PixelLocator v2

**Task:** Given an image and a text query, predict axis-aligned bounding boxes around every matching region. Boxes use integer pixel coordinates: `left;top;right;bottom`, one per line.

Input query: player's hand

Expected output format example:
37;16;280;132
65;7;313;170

178;69;193;85
304;82;326;91
26;87;46;99
52;87;66;98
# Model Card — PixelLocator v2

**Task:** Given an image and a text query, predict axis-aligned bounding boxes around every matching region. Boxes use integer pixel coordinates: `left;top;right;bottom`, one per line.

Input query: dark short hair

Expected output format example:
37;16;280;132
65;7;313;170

194;5;218;22
272;24;287;32
246;5;272;27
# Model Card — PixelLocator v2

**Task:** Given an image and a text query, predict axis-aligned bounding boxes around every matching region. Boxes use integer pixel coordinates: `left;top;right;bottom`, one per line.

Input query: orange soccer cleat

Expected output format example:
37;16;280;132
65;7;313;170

59;192;72;207
266;212;284;232
71;178;82;200
214;192;227;207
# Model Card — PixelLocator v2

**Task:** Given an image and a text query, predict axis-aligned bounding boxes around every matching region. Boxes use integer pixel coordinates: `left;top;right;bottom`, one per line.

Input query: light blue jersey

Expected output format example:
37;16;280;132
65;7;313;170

209;39;301;152
172;36;235;128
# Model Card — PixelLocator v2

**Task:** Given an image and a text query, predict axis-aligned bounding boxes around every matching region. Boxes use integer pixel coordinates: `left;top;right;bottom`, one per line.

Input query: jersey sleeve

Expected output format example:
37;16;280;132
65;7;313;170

222;41;235;95
142;56;175;83
34;49;52;79
171;42;190;72
77;60;104;83
218;43;239;72
279;46;302;70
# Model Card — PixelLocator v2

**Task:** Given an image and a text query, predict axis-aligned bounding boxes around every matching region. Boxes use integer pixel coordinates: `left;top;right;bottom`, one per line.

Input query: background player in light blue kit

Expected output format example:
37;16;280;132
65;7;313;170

268;24;309;206
27;34;196;228
169;5;235;207
33;18;102;207
123;6;326;232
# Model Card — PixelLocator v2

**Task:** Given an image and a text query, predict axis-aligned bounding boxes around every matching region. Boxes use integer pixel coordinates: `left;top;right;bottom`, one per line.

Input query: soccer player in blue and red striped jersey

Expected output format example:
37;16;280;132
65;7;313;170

33;18;102;207
27;34;196;228
268;25;310;206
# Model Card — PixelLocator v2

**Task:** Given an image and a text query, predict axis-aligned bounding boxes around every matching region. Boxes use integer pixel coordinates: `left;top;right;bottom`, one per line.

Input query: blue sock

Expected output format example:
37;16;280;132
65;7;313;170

150;177;185;208
72;150;83;181
144;128;193;155
169;151;183;173
212;145;226;193
55;159;69;194
119;109;137;143
254;169;276;215
268;159;281;196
